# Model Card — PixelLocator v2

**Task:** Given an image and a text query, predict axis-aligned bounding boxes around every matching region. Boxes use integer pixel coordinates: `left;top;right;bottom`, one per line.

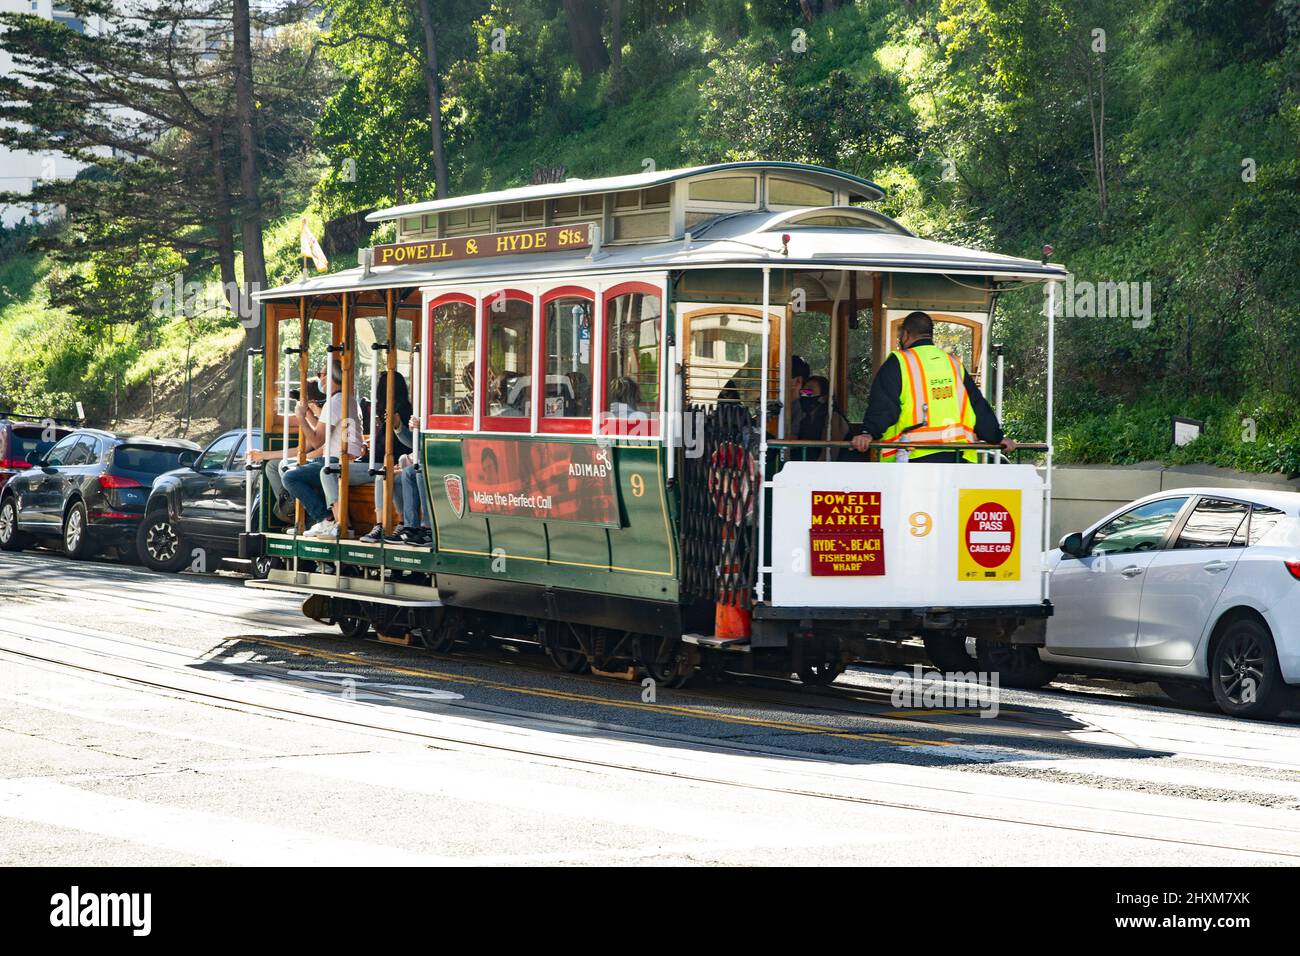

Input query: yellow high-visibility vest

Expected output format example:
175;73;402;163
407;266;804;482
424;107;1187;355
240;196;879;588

880;344;978;462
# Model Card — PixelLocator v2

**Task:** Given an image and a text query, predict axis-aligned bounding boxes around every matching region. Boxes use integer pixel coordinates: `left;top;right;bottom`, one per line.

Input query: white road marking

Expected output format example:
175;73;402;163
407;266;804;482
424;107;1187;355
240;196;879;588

0;778;455;865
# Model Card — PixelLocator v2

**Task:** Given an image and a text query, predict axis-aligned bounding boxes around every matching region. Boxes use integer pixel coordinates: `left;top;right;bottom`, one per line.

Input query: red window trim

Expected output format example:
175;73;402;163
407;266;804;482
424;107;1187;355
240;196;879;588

480;288;535;433
426;292;476;431
599;281;663;438
538;285;596;434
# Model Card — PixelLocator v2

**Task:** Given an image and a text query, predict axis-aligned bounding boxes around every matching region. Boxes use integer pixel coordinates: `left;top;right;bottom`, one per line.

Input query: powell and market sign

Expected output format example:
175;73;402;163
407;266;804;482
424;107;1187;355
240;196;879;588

369;223;594;268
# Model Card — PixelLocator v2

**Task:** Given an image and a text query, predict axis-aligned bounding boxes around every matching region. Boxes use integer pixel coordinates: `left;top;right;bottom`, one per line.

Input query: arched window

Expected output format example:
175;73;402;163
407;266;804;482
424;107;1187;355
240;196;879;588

540;285;595;434
481;289;533;432
601;282;661;437
426;293;476;429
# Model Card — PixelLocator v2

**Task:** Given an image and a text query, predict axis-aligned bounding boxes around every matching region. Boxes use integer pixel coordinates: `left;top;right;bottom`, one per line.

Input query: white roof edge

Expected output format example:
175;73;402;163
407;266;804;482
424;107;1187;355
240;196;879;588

253;258;1066;302
365;162;886;223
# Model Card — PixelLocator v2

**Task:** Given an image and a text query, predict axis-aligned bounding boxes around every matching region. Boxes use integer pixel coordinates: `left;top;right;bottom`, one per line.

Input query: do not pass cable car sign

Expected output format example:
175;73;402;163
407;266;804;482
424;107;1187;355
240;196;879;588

957;489;1021;581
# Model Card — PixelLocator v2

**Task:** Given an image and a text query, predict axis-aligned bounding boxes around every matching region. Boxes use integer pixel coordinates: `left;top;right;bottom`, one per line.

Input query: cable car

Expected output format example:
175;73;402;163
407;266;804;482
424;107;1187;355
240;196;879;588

241;162;1066;687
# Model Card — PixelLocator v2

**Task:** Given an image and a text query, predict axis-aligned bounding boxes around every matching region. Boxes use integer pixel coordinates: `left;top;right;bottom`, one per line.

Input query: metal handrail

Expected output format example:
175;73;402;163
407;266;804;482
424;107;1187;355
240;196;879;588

766;439;1050;451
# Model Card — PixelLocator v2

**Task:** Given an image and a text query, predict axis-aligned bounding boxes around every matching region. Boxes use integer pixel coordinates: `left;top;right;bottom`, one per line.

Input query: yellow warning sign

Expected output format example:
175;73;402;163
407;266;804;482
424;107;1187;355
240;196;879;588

957;489;1021;581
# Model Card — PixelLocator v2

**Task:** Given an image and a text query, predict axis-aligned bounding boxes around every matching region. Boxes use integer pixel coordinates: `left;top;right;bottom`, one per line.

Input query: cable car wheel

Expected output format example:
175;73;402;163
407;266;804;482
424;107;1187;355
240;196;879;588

417;606;461;654
639;635;697;688
334;613;370;639
796;635;846;687
544;620;591;673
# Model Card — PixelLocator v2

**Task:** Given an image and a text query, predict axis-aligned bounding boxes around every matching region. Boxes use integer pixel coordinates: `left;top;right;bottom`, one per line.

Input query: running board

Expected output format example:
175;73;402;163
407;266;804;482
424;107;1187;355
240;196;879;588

245;579;443;608
681;633;751;652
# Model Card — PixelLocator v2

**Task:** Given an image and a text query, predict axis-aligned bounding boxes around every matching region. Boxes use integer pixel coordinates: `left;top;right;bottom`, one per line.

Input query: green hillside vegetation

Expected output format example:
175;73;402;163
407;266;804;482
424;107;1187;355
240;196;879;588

2;0;1297;470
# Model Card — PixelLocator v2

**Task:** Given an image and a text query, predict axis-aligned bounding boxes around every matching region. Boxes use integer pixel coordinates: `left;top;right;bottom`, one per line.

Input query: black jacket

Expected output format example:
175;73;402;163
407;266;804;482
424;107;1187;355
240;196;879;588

860;339;1003;444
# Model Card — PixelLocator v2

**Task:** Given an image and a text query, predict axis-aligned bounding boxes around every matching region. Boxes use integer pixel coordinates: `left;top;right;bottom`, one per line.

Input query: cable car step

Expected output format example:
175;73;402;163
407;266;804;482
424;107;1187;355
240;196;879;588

244;579;442;607
681;633;751;651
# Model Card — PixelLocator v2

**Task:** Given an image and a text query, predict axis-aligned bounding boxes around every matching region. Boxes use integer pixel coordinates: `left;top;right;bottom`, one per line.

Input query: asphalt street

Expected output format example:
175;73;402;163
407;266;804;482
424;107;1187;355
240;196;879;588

1;548;1298;865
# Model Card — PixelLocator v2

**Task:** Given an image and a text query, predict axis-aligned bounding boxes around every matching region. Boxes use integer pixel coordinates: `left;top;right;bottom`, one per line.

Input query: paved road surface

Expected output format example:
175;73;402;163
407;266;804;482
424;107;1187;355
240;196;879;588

1;550;1298;865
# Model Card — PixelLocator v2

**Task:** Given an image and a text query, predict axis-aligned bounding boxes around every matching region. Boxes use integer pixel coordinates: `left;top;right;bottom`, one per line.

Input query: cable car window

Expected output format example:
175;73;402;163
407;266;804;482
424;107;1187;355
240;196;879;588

604;289;660;430
543;294;594;420
768;178;833;207
485;294;533;421
688;177;756;204
429;300;475;420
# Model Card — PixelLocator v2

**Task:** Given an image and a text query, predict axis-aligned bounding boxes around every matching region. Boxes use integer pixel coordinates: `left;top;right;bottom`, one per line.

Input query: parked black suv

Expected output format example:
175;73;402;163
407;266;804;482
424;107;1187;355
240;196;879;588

137;428;269;575
0;429;200;559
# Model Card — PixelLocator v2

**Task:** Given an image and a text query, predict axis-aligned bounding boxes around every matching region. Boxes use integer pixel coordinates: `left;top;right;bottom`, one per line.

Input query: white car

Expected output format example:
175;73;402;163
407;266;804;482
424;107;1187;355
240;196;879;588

999;488;1300;719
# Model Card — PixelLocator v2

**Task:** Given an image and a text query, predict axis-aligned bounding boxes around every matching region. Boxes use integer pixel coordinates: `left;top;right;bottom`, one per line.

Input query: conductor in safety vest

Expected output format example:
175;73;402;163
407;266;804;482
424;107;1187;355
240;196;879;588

849;311;1016;462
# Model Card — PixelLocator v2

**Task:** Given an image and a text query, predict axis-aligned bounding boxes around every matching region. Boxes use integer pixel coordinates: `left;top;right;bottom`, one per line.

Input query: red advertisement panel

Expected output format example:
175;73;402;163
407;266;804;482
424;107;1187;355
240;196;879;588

461;438;620;527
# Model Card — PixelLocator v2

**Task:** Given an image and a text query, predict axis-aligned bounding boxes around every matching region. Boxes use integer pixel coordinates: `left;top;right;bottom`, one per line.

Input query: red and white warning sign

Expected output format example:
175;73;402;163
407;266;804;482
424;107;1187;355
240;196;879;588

957;489;1021;581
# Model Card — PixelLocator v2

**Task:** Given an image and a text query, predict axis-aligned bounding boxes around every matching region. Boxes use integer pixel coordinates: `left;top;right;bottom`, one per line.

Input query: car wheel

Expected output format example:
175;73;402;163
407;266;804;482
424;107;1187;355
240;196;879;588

135;509;190;573
922;631;978;673
250;555;279;579
975;639;1057;689
1210;617;1289;720
0;497;26;551
62;501;94;559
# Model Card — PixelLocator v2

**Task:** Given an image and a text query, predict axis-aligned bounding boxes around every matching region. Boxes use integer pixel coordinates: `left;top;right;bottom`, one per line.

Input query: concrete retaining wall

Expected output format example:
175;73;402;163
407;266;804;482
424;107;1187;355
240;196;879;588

1049;462;1300;544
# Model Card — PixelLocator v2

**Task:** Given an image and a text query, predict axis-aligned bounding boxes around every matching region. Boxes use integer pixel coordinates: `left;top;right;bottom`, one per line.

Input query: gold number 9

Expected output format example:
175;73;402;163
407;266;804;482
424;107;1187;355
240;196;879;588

630;473;645;498
909;511;932;537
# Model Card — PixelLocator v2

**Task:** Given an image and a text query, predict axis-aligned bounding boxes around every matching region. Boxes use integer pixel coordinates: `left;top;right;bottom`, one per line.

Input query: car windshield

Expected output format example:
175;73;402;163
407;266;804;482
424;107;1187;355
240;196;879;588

114;445;190;474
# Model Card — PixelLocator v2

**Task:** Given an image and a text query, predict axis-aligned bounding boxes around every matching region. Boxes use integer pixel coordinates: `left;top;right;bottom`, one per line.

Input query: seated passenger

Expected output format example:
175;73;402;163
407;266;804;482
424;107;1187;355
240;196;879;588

385;413;432;545
281;357;365;538
359;370;413;543
797;375;849;442
249;379;326;523
608;376;641;417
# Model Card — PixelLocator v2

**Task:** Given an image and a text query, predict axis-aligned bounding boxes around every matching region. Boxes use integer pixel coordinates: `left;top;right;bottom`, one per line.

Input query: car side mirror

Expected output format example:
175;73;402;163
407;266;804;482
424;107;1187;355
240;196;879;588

25;450;41;465
179;450;198;467
1059;531;1088;558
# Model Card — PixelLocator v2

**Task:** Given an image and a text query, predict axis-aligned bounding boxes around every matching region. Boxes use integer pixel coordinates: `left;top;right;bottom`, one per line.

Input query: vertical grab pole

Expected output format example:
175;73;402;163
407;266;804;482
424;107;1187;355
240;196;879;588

245;345;257;534
338;292;352;542
995;351;1005;421
756;266;772;604
368;312;379;497
1042;279;1057;603
383;289;397;533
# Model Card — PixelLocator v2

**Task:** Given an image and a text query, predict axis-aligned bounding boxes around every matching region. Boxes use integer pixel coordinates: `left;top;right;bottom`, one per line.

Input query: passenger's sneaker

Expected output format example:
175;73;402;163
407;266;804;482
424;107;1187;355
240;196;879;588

359;524;383;543
303;518;337;538
416;527;434;546
384;524;412;543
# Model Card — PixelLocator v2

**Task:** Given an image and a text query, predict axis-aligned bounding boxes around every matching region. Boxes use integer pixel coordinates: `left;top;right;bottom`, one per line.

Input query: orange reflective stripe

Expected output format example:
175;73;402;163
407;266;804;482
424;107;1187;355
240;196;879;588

902;349;927;424
948;353;971;422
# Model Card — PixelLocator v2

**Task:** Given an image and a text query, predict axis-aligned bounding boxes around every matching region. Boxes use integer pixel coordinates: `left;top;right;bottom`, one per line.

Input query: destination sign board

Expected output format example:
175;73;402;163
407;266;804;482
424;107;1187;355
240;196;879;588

371;223;593;268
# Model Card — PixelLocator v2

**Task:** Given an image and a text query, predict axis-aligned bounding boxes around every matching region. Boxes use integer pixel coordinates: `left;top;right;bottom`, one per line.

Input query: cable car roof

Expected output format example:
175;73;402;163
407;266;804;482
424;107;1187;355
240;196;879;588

256;210;1066;302
366;162;887;223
